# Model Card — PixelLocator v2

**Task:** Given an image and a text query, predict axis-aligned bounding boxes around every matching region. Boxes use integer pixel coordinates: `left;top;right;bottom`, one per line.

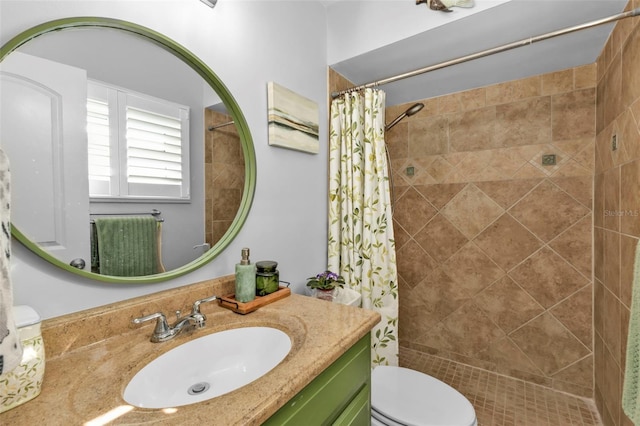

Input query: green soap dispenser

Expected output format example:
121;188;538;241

235;248;256;303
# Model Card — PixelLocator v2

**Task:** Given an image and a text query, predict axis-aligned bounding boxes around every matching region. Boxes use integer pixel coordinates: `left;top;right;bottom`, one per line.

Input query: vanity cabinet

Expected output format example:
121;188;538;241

263;333;371;425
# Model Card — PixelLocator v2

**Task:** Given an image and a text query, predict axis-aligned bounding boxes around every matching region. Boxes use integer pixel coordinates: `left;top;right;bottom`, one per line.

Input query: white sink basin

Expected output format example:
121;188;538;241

123;326;291;408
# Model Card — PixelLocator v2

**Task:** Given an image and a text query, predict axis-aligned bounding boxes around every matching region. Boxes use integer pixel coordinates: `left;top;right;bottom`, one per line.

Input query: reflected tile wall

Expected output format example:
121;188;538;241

204;109;245;247
594;1;640;425
389;64;596;397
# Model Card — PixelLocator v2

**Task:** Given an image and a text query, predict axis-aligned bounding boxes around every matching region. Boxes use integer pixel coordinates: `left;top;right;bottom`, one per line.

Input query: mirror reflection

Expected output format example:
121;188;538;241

0;23;247;279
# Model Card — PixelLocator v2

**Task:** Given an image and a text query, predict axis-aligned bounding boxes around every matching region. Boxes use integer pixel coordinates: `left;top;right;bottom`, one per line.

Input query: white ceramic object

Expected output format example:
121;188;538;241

372;366;477;426
123;326;291;408
333;287;361;307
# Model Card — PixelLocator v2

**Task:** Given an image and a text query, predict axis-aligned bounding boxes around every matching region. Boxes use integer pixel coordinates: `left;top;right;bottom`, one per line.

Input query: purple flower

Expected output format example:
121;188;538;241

306;270;345;290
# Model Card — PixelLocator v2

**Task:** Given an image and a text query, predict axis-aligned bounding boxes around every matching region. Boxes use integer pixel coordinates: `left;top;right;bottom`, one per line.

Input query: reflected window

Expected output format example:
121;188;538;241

87;80;191;200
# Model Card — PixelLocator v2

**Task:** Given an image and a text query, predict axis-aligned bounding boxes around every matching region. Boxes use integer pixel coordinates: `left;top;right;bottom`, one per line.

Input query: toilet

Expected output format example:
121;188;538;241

371;366;477;426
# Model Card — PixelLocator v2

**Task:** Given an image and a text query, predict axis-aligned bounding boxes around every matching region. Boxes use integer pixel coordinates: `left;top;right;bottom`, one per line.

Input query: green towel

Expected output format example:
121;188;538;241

623;239;640;423
93;216;159;277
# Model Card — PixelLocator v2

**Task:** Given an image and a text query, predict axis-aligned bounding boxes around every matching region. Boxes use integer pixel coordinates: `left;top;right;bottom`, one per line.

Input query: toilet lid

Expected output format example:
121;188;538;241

372;366;476;426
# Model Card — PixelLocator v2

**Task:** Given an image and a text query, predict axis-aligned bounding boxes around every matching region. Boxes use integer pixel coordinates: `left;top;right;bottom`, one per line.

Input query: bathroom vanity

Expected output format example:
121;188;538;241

0;276;379;425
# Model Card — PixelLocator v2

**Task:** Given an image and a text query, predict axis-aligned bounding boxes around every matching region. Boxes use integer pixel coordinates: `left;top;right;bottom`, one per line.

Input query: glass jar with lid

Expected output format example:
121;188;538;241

256;261;279;296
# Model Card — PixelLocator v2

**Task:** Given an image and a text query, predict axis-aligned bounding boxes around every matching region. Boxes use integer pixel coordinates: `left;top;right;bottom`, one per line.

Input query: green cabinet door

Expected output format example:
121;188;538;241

263;333;371;426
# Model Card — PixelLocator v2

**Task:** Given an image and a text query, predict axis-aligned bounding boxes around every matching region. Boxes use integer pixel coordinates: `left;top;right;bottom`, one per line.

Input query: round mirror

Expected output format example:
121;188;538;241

0;17;256;283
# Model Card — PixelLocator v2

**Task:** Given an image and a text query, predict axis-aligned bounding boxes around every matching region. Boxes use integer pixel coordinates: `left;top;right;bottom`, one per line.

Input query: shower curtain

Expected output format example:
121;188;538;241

328;88;399;367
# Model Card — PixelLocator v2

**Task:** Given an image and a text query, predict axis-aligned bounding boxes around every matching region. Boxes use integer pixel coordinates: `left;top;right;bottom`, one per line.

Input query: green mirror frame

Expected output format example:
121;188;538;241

0;17;257;284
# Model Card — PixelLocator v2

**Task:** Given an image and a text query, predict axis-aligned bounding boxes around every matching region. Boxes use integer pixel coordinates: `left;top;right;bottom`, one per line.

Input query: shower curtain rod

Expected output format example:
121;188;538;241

331;7;640;99
208;120;235;131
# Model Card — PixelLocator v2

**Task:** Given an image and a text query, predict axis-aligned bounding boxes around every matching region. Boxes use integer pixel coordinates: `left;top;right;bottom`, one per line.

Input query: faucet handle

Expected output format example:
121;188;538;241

132;312;171;337
191;295;218;315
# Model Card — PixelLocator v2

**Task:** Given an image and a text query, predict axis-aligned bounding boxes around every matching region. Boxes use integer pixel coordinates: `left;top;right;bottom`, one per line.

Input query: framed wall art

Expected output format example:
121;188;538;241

267;82;319;154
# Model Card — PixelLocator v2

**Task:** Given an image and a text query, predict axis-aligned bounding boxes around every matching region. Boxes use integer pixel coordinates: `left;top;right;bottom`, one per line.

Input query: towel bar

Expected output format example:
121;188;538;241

90;209;164;223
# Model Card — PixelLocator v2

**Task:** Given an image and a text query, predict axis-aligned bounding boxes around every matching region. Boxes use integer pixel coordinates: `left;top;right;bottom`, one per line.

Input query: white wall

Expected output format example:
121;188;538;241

1;0;329;319
325;0;511;65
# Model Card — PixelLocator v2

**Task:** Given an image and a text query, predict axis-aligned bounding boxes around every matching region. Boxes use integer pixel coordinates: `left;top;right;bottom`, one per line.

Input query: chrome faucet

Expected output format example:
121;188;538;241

132;295;218;342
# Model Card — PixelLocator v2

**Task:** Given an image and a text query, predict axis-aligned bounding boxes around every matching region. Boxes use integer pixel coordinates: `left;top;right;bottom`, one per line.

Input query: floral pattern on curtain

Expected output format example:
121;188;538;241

328;89;399;367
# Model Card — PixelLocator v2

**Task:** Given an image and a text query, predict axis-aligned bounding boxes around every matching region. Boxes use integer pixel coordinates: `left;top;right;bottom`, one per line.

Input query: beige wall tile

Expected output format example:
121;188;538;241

594;227;605;283
510;313;590;376
542;68;574;95
508;179;590;242
449;106;497;152
508;247;589;308
438;92;462;114
427;303;506;357
604;343;622;425
393;187;437;235
414;214;468;263
550;175;593;208
392;222;411;250
552;354;594;391
548;214;593;278
594;173;605;228
486;76;541;105
620;159;640;237
414;268;471;322
459;88;486;111
574;63;597;89
475;275;544;333
440;242;504;294
550;285;593;348
415;183;465;209
474;214;542;271
494;97;551;147
604;166;621;231
385;121;409;159
620;108;640;163
440;184;504;239
552;88;596;141
604;52;624;129
594;279;605;338
603;287;622;370
475;336;542;376
619;235;639;309
604;229;621;298
395;239;438;288
631;98;640;147
622;24;640;109
408;116;449;156
475;178;540;209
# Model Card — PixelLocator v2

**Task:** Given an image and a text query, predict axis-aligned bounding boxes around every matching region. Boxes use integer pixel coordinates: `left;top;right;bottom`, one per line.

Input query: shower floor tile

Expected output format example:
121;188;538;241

399;347;602;426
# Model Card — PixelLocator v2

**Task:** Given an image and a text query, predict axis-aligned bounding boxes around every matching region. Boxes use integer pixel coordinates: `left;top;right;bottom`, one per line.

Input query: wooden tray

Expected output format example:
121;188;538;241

218;286;291;314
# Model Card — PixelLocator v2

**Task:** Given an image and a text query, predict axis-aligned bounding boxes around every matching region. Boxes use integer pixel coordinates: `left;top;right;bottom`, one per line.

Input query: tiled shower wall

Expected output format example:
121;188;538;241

204;109;245;248
593;1;640;425
387;67;596;397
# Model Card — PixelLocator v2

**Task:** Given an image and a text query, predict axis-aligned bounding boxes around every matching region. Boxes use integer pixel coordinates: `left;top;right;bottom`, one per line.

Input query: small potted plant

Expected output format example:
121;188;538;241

306;270;345;302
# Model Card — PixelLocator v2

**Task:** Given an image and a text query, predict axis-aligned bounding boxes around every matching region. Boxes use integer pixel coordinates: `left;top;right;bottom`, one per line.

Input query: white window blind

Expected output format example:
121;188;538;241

86;80;190;200
87;97;112;195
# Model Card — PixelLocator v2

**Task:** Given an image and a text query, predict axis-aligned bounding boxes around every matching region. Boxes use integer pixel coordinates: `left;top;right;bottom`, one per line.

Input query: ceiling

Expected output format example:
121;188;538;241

328;0;632;106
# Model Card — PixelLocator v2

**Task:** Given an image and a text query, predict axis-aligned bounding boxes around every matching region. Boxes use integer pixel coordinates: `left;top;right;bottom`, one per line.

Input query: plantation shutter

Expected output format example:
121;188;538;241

87;97;112;196
86;80;190;200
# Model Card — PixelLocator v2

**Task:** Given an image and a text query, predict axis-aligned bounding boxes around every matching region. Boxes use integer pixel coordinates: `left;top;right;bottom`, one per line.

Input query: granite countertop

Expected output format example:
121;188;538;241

0;276;380;425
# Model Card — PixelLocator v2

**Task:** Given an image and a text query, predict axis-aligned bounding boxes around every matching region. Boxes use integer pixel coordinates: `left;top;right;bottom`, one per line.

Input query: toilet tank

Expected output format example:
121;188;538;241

0;305;45;413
